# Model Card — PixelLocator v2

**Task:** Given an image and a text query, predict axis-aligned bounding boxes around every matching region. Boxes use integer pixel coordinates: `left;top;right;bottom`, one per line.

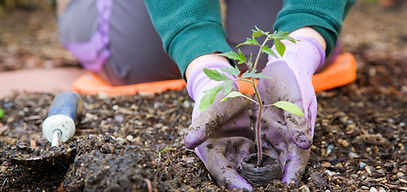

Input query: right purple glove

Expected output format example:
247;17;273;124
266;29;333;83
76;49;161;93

256;36;325;183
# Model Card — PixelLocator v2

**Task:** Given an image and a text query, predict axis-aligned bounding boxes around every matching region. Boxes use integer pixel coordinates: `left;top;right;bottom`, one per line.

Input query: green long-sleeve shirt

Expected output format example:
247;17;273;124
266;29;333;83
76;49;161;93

144;0;356;78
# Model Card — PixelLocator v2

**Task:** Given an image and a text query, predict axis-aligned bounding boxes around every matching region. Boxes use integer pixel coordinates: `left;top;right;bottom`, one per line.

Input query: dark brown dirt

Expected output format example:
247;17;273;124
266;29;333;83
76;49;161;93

1;1;407;191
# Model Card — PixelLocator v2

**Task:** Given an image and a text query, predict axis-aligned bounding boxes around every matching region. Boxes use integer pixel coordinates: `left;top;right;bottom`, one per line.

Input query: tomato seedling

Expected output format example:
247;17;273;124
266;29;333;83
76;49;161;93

199;26;304;166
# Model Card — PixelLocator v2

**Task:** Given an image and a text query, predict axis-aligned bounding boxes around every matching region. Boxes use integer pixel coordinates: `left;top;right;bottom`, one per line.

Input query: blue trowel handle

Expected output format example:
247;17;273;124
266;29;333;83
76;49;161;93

42;92;82;146
48;92;82;121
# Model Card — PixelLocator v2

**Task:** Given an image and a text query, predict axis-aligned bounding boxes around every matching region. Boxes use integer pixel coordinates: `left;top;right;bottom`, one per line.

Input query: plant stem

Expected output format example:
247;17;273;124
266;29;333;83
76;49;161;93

251;36;269;72
253;84;263;166
251;36;270;166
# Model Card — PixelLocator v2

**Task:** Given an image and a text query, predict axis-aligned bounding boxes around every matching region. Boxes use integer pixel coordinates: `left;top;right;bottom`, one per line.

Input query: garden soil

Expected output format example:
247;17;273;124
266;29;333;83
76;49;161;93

0;1;407;191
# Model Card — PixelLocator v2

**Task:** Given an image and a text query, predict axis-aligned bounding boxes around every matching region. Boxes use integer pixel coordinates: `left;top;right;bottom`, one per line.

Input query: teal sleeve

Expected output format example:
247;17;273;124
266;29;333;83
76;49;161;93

274;0;356;56
144;0;232;79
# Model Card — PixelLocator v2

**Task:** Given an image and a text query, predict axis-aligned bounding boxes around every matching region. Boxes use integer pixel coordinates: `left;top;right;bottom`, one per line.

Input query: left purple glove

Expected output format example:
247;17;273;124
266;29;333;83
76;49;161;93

185;61;254;190
256;36;325;183
185;62;252;149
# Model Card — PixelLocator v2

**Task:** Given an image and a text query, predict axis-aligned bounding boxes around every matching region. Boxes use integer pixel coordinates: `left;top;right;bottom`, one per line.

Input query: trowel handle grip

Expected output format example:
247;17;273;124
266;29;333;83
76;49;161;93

42;92;82;143
48;92;82;121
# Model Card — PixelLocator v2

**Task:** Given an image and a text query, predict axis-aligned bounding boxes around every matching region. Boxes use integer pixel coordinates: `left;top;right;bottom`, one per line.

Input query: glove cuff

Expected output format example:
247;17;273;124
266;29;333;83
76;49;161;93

290;36;326;73
186;62;234;101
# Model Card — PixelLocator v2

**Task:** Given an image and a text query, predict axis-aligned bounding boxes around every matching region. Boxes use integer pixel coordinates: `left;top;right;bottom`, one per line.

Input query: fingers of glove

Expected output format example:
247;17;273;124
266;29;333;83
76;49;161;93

195;138;254;190
185;96;249;149
286;96;317;149
280;145;310;183
258;61;314;149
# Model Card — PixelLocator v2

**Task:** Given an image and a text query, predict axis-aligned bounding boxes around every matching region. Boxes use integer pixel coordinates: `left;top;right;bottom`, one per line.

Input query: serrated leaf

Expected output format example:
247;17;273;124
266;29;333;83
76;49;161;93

274;39;286;57
252;26;269;38
222;81;233;96
199;85;223;111
217;51;241;61
204;68;230;81
261;46;278;58
283;35;296;43
236;49;247;64
272;101;304;116
236;38;259;47
269;31;296;43
241;71;272;79
221;91;244;102
221;66;241;77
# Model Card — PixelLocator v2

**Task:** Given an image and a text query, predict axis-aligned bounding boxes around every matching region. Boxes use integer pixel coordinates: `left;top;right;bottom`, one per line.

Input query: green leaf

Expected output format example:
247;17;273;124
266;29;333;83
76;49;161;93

199;85;223;111
274;39;286;57
261;46;278;58
204;68;230;81
0;108;4;118
282;35;296;43
221;91;244;102
222;81;233;96
217;51;241;61
218;50;246;64
236;49;247;64
221;66;241;77
252;26;269;38
236;37;259;47
272;101;304;116
159;147;175;154
198;81;233;111
241;71;272;79
269;31;296;43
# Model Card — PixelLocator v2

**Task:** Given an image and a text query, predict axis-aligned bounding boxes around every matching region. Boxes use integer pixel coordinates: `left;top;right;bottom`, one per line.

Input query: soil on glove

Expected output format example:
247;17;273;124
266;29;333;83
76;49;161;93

1;1;407;191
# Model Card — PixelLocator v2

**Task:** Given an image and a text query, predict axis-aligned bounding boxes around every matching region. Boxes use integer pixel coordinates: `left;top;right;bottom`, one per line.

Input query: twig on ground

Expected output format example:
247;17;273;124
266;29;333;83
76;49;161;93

144;178;153;192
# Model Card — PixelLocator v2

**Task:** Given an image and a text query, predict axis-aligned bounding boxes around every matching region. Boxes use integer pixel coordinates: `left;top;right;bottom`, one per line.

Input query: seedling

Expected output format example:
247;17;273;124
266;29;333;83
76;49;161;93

157;146;176;162
199;26;304;166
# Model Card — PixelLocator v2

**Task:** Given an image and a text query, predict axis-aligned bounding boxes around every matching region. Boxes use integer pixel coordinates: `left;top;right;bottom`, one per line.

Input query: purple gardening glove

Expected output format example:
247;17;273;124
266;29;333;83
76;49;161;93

195;137;255;190
257;36;325;183
185;61;254;190
185;62;253;149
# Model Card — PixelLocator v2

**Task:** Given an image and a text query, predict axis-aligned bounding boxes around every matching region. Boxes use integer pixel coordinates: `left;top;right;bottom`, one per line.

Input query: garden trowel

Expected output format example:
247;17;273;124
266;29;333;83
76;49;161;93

10;92;82;167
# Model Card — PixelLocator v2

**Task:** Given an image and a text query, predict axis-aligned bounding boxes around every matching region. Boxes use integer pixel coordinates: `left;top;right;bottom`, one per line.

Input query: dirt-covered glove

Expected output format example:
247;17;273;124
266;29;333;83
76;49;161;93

195;137;255;190
184;62;252;149
185;61;255;190
257;36;325;183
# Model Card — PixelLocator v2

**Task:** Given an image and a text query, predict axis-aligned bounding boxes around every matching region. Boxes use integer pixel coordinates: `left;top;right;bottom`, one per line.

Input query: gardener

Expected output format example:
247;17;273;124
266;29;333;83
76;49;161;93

58;0;355;190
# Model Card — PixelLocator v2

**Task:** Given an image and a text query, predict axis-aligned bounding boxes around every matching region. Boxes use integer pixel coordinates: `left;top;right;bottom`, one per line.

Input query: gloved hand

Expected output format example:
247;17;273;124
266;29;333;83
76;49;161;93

185;62;252;149
185;61;254;190
195;137;254;190
256;36;325;183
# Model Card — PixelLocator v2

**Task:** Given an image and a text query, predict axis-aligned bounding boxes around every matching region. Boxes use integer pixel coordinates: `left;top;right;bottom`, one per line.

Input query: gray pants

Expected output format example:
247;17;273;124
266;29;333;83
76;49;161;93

59;0;282;85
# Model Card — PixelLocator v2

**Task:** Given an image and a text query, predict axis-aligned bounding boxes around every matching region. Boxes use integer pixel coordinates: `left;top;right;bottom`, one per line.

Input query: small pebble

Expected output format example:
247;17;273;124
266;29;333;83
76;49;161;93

360;162;366;169
397;172;405;178
183;100;191;108
126;135;134;142
349;152;359;159
361;186;369;190
378;187;386;192
342;140;350;147
369;187;377;192
321;161;332;167
327;145;334;155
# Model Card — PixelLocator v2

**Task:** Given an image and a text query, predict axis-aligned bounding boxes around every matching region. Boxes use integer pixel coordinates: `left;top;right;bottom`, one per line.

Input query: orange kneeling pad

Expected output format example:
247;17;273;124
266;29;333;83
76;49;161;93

72;53;357;96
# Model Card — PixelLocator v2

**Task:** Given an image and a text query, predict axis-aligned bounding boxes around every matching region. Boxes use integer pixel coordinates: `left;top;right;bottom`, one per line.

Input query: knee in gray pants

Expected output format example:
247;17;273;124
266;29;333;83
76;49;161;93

59;0;180;86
